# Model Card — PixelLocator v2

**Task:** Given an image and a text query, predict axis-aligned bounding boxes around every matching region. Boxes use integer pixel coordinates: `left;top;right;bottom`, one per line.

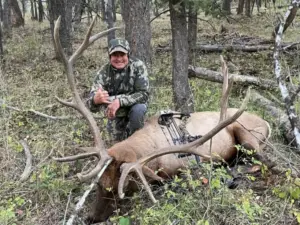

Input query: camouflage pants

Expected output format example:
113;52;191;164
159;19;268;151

107;104;147;142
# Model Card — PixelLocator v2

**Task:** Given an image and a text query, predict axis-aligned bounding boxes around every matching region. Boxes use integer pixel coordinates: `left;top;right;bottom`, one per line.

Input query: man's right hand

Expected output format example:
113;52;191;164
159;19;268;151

93;88;110;104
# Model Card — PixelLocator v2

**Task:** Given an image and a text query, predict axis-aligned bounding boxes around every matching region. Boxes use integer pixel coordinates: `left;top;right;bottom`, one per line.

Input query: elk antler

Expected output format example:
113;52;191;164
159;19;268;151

52;16;121;182
118;55;251;203
219;55;233;122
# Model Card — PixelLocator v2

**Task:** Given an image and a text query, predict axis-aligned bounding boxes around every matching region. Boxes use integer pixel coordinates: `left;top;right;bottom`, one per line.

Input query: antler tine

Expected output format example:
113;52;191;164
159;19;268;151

69;17;97;64
119;163;158;203
219;55;233;122
54;96;76;108
118;88;251;202
77;157;112;182
53;152;100;162
54;17;68;66
70;17;121;64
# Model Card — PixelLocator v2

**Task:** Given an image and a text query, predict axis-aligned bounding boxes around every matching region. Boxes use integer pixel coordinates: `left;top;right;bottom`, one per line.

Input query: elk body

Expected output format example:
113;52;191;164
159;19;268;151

88;108;271;223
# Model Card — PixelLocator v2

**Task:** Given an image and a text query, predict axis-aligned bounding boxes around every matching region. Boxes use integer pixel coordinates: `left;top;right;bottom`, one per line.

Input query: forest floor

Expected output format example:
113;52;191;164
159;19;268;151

1;7;300;225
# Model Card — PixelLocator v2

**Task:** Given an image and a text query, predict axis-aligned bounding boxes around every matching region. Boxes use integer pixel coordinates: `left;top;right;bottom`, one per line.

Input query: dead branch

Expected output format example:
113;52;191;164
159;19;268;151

188;65;277;90
150;9;169;23
28;109;72;120
65;158;113;225
0;99;75;120
19;140;32;182
63;191;72;225
251;90;294;144
0;99;21;111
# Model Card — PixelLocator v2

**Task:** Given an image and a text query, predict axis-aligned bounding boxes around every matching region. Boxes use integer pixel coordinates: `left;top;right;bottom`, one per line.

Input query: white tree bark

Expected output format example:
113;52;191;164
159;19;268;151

273;0;300;150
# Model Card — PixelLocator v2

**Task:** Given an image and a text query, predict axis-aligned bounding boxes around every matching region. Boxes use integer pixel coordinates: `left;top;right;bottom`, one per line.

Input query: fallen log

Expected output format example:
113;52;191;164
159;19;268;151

157;42;300;53
188;65;277;90
251;90;294;145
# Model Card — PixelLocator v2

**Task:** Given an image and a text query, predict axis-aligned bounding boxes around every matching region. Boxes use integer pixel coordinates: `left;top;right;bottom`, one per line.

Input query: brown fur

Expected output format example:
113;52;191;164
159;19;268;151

87;108;270;223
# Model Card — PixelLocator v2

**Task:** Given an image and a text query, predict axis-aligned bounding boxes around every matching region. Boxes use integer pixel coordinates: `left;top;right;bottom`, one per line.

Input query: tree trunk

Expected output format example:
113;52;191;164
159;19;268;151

30;0;34;19
48;0;72;57
152;0;159;16
273;3;300;150
237;0;244;14
65;0;73;32
169;0;194;113
120;0;152;68
273;7;298;39
21;0;25;18
0;0;3;21
222;0;231;15
34;0;38;20
73;0;82;25
0;1;3;62
256;0;261;12
112;0;116;22
87;0;91;24
38;0;44;22
104;0;115;44
101;0;105;21
11;0;24;26
3;0;12;36
188;0;197;65
245;0;251;17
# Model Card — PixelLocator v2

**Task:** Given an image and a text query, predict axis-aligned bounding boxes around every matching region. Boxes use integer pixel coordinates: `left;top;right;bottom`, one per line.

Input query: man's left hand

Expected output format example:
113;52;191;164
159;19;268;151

106;99;120;119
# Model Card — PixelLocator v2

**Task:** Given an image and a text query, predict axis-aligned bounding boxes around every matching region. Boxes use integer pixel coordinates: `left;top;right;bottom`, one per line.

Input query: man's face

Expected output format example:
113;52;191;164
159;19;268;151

110;52;129;69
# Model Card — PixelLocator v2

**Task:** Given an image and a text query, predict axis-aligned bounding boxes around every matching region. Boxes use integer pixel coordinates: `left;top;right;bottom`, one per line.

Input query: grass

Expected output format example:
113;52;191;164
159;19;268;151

1;7;300;225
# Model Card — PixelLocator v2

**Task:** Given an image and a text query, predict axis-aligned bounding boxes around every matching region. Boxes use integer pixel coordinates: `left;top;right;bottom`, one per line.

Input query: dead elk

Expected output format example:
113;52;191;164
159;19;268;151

86;108;271;223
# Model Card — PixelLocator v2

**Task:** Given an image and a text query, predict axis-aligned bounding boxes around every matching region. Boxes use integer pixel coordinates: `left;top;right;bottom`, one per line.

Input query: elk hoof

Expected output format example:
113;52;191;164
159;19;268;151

226;177;241;189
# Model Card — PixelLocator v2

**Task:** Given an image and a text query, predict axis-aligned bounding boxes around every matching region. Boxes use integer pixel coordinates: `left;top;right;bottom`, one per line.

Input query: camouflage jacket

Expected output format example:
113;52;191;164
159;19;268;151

88;58;149;117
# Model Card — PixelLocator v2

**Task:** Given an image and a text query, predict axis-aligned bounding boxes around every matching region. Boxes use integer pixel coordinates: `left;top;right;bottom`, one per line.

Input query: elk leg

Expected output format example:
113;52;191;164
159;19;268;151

233;126;260;151
233;125;279;172
252;152;276;169
142;166;164;182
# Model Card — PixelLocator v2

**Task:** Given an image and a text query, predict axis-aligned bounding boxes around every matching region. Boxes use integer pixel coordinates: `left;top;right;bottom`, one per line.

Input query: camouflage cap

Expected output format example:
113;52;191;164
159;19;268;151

108;38;130;55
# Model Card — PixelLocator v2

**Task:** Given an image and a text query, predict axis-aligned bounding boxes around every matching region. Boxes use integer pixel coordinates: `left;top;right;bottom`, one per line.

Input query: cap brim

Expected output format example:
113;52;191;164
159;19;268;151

109;46;128;55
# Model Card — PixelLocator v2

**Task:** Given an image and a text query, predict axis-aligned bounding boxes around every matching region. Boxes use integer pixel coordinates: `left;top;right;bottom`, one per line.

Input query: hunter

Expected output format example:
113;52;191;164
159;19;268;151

88;38;149;143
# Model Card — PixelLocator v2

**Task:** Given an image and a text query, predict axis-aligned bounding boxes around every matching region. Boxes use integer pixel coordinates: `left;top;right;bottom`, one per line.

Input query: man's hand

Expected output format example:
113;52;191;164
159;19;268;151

93;88;110;104
106;99;120;119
